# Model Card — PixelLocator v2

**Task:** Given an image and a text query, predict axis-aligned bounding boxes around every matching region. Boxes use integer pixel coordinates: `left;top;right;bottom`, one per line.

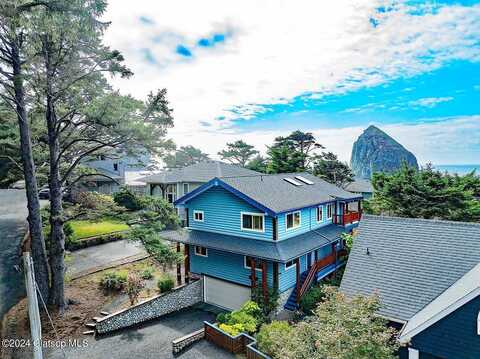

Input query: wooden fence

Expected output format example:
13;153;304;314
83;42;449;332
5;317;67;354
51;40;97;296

204;322;270;358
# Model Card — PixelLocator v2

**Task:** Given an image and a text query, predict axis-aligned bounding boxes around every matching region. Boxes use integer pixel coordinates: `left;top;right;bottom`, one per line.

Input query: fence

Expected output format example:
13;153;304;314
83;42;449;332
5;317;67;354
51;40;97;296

204;322;271;358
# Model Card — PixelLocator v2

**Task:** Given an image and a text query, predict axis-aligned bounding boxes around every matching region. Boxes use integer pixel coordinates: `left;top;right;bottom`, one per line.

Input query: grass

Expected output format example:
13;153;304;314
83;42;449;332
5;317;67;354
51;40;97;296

69;219;129;240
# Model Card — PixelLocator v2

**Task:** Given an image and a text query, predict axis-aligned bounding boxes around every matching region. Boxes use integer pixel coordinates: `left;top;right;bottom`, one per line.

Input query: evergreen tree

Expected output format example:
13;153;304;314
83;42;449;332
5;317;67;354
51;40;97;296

164;145;209;168
313;152;354;187
218;140;258;167
366;164;480;222
246;155;268;173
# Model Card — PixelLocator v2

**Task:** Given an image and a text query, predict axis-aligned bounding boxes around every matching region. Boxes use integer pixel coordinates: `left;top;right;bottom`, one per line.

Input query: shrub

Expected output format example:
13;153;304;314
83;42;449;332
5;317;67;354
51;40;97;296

113;188;145;211
140;266;154;280
256;321;293;357
215;301;260;336
74;191;115;210
219;323;244;337
126;272;145;305
99;270;128;291
299;285;325;315
157;275;175;293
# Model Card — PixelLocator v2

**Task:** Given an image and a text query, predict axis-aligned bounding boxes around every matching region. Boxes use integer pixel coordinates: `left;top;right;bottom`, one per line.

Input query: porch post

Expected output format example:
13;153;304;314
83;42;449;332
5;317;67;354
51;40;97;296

176;243;182;285
184;244;190;284
251;258;257;289
341;203;345;225
295;258;300;303
262;261;268;303
273;262;279;292
358;200;362;218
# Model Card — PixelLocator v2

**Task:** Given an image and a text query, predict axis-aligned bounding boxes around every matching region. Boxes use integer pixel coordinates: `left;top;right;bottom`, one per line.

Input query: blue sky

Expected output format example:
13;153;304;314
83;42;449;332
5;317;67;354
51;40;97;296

105;0;480;164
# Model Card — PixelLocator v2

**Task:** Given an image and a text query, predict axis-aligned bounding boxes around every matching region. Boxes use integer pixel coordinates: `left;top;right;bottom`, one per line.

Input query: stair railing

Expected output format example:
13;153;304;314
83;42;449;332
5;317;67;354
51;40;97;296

297;252;337;303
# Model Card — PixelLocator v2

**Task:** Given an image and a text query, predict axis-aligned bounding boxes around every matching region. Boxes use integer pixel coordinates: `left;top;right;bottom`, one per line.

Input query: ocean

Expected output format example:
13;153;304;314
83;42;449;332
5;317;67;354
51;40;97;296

432;164;480;175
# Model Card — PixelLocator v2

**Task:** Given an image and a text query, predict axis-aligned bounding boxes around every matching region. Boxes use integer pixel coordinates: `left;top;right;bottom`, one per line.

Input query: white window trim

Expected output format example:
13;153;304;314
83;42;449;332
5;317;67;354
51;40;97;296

285;259;295;270
193;210;204;222
194;245;208;257
183;183;189;195
285;211;301;231
244;256;263;271
240;212;265;233
327;203;334;220
316;206;324;223
408;348;419;359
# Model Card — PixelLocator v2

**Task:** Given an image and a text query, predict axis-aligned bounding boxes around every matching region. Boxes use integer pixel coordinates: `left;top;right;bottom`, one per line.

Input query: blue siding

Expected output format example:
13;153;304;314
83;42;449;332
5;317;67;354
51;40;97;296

189;247;274;287
277;204;334;240
277;244;334;292
410;295;480;359
187;186;274;240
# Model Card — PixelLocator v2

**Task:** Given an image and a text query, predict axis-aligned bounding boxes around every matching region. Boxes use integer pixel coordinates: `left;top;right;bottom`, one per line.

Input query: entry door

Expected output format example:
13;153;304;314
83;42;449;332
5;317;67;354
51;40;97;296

204;275;251;311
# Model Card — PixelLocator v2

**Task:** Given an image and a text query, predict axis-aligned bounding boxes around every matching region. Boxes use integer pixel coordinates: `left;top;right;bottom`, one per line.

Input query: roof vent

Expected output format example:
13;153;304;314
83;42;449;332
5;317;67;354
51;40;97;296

283;178;303;186
295;176;314;185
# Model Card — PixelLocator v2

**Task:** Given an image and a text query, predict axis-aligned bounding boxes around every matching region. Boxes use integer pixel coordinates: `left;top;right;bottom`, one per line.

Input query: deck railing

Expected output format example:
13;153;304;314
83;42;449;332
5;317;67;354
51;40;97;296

334;211;361;226
297;252;336;302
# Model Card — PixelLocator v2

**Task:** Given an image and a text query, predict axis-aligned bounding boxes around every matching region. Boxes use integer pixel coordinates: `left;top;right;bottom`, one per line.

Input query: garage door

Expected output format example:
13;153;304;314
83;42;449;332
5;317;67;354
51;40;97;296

204;276;251;311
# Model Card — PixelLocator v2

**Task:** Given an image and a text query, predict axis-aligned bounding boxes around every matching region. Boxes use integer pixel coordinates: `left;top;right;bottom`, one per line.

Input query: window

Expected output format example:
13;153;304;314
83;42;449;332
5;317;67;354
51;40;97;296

194;246;208;257
327;203;334;219
113;163;118;171
286;211;301;230
285;259;295;270
193;210;204;222
241;212;264;232
166;184;177;204
316;206;323;222
244;256;263;271
183;183;189;195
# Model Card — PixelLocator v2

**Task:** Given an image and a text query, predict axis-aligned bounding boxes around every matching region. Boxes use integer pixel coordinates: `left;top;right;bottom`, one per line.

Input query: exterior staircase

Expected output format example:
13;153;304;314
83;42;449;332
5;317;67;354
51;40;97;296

284;271;309;311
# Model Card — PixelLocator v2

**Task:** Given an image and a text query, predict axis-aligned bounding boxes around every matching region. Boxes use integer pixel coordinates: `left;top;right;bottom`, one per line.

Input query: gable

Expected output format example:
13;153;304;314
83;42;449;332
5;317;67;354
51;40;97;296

410;295;480;359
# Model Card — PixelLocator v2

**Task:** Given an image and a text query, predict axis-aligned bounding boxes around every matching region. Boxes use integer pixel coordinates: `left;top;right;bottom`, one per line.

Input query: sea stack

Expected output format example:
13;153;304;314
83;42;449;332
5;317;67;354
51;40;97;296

350;125;418;179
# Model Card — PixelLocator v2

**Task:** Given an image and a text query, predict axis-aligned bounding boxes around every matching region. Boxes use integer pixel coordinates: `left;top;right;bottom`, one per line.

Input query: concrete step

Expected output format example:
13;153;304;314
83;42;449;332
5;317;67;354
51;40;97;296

100;311;110;316
93;317;103;322
82;330;95;335
85;323;96;328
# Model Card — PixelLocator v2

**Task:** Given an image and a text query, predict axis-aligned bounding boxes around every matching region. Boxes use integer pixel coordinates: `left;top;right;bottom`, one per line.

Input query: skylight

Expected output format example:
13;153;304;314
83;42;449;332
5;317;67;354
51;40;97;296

283;178;303;186
295;176;314;185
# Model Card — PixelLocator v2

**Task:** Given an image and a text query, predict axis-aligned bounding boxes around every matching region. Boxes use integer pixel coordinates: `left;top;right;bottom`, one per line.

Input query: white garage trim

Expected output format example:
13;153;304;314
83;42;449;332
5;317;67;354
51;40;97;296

203;275;251;311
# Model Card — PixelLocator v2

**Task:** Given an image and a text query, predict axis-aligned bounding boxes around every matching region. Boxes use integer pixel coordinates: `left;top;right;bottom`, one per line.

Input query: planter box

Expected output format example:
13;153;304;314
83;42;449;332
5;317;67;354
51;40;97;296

204;322;271;358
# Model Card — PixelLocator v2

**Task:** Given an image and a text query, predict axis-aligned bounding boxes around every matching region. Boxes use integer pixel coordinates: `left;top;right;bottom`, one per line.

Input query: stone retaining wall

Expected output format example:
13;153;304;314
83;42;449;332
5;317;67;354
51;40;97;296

172;328;204;354
96;279;203;334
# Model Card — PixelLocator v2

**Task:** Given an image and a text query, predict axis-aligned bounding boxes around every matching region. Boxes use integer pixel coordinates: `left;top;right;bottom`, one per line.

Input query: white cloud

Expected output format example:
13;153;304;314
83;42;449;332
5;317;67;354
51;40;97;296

103;0;480;136
168;116;480;166
409;96;454;108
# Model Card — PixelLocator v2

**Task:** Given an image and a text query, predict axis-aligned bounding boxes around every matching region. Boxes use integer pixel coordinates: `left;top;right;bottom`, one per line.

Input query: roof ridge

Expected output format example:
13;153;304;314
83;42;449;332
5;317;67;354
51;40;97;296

362;214;480;228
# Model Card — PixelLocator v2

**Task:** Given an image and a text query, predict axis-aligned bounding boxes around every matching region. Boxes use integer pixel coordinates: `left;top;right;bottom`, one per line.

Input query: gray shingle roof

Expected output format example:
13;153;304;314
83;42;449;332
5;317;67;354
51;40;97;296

340;215;480;322
159;224;344;262
344;178;373;194
219;172;360;214
140;161;260;184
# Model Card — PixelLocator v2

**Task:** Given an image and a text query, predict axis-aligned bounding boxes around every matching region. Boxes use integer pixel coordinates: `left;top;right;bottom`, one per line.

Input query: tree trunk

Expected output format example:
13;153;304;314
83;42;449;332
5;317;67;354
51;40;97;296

11;41;50;302
44;38;66;312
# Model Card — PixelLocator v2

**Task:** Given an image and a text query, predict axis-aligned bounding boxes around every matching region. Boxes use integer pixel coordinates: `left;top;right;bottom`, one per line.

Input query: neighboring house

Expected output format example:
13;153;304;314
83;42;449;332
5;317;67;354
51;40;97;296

159;172;362;311
344;178;374;199
340;215;480;359
141;161;260;215
80;153;152;194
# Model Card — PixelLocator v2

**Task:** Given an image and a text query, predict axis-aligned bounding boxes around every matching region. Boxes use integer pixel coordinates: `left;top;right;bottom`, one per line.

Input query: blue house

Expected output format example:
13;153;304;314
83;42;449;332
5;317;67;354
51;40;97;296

159;172;362;311
340;215;480;359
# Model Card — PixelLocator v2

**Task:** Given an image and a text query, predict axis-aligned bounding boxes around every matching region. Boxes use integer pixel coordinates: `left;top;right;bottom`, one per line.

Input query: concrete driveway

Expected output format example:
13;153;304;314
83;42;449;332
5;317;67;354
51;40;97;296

46;305;234;359
67;239;148;277
0;190;28;321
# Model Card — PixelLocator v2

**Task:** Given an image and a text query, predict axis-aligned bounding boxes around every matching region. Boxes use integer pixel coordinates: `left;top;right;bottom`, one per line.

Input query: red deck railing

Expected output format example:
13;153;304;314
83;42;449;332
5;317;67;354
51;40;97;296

334;211;361;226
297;251;336;302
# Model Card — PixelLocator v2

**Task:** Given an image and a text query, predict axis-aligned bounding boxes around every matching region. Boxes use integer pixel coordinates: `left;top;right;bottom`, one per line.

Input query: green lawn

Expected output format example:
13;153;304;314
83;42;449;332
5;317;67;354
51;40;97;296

69;219;129;240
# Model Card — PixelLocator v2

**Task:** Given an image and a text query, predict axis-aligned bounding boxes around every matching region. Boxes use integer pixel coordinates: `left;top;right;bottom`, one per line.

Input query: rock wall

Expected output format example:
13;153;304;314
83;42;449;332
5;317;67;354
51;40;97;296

96;279;203;334
351;125;418;179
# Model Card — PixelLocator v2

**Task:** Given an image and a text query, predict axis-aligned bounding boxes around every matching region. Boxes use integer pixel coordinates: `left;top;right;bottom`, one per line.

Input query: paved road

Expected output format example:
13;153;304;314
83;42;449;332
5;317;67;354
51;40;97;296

46;306;233;359
0;190;28;321
67;239;148;276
